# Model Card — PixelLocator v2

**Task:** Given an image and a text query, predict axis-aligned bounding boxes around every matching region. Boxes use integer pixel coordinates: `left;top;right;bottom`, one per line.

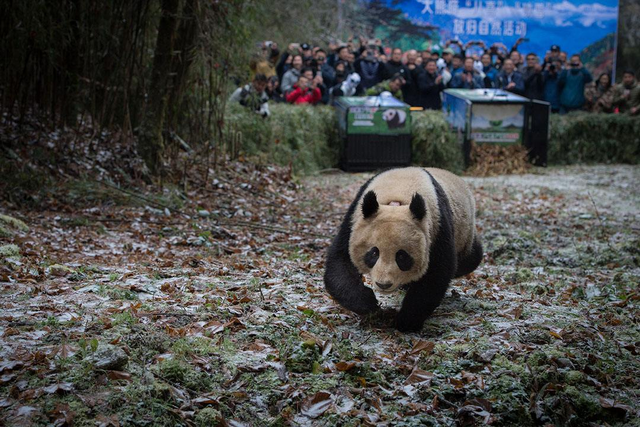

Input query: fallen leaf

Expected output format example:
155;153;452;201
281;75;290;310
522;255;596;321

410;340;435;356
301;391;332;418
405;368;433;386
335;361;357;372
43;382;73;394
107;371;131;381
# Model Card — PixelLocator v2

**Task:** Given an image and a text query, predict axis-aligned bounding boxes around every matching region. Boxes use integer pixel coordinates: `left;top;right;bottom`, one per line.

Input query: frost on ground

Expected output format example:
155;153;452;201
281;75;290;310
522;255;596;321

0;164;639;426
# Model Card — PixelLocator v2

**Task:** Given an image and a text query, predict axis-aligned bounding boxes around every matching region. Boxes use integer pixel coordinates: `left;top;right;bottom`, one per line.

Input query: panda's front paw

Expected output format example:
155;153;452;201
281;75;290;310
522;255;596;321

395;313;424;333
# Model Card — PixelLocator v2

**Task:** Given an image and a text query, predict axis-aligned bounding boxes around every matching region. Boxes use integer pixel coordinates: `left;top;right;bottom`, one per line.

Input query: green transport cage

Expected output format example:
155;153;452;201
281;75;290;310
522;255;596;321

442;89;550;167
334;96;412;171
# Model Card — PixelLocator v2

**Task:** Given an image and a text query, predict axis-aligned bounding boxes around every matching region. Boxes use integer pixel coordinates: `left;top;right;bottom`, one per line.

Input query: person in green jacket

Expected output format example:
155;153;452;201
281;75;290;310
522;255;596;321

558;54;592;114
612;70;640;116
366;75;406;100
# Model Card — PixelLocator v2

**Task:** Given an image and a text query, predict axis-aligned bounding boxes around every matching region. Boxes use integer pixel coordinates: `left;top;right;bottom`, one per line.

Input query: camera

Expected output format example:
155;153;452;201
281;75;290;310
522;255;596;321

549;64;556;71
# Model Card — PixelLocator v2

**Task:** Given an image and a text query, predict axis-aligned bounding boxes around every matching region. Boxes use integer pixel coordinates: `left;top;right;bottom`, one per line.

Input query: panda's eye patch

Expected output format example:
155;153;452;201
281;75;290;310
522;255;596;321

364;247;379;268
396;250;413;271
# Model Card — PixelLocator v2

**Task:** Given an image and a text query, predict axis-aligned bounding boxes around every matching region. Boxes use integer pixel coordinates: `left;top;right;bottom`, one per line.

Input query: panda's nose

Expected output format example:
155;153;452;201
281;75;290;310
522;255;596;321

376;282;392;290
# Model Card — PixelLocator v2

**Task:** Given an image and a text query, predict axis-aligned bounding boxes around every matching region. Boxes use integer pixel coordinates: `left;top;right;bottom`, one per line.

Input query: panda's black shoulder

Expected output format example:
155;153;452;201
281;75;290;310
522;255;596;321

423;170;454;237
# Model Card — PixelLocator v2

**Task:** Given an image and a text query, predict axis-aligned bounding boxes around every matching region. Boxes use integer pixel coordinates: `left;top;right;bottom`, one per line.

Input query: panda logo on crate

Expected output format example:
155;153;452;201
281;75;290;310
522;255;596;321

382;109;407;129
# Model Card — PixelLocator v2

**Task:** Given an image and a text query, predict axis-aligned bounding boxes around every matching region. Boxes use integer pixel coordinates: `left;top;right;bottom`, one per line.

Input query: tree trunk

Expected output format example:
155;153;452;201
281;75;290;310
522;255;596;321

63;0;81;127
167;0;199;130
138;0;179;174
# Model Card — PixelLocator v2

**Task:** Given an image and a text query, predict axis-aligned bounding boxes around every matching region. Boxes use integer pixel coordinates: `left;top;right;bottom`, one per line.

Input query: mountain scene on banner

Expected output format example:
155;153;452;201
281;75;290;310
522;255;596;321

358;0;618;73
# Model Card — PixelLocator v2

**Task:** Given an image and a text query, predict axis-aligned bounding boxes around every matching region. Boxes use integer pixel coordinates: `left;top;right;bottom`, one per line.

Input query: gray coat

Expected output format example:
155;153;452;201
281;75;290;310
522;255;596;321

281;68;301;95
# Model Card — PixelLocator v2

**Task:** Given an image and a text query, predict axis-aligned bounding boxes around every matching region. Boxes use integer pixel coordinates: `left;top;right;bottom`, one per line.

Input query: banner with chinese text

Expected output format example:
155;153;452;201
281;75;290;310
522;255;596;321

380;0;618;74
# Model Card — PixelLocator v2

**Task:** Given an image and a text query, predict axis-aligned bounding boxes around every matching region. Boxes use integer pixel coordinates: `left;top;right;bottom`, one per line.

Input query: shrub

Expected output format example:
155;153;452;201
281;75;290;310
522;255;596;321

410;110;464;173
549;112;640;165
226;105;467;175
224;103;339;175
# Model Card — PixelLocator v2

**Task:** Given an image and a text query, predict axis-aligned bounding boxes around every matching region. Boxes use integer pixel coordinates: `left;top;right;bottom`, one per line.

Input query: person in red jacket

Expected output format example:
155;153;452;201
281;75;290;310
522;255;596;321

286;74;322;105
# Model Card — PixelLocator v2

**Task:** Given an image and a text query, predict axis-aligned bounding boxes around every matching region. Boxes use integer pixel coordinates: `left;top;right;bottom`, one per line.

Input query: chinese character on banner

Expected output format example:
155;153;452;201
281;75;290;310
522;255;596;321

533;2;545;18
515;1;521;8
418;0;434;14
504;20;514;36
453;19;465;34
448;0;459;13
485;0;496;10
465;0;472;7
466;20;477;35
515;21;527;36
523;2;533;16
435;0;447;14
497;0;504;7
479;20;489;35
491;21;502;35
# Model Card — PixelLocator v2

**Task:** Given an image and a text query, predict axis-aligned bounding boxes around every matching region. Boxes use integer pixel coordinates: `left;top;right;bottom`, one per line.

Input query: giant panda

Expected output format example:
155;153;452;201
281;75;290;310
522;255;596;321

324;167;483;332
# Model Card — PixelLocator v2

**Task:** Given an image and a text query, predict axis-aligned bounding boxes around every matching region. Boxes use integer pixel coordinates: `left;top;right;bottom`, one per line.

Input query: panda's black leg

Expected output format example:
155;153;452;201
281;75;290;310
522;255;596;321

396;171;457;332
455;236;483;278
396;273;451;332
324;246;379;316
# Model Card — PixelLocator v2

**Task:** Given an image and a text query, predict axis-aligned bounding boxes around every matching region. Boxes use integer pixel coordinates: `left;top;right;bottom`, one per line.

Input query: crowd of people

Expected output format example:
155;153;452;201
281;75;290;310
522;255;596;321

231;37;640;117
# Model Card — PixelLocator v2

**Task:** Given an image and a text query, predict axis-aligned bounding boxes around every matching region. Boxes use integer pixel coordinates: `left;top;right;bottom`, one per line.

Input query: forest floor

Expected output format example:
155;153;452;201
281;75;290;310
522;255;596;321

1;163;639;426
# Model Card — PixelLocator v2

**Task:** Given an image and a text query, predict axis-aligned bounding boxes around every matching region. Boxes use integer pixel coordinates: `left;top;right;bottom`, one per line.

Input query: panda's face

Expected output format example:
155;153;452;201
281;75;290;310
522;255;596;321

382;110;396;121
350;192;430;293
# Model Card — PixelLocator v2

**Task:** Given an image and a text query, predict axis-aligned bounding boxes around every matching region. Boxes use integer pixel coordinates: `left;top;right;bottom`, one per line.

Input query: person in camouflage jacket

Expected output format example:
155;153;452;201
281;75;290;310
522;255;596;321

584;73;615;113
612;70;640;116
365;75;405;100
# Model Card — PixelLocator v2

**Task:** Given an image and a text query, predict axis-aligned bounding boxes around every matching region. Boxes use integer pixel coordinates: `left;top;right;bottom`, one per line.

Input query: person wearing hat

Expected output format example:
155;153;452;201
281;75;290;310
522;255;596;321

300;43;314;64
558;54;592;113
442;47;455;70
543;45;561;70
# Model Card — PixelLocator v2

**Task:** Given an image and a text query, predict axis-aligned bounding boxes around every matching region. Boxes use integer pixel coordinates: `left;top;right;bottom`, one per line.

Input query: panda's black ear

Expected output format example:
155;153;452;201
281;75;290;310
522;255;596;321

362;191;379;218
410;193;426;221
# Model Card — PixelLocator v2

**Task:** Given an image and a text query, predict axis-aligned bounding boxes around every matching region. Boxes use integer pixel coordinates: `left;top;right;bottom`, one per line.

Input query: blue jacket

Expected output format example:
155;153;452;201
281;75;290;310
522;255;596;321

449;71;484;89
483;66;498;85
543;70;560;110
558;68;593;109
495;70;525;95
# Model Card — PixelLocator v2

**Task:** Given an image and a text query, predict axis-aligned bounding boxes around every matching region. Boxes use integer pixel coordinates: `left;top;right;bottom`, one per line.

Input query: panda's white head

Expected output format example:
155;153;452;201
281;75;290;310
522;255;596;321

349;191;431;293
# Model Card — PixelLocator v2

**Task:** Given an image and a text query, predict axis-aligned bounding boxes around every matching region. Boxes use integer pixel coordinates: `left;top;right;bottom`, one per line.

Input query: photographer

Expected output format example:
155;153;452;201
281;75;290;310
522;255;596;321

542;45;562;69
449;57;484;89
354;42;384;90
286;72;322;105
558;54;592;114
229;74;270;117
543;60;562;112
314;49;336;88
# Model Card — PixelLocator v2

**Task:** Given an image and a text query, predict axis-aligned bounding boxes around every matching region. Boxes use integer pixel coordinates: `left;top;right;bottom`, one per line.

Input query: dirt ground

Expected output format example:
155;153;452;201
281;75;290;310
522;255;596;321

1;164;639;426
